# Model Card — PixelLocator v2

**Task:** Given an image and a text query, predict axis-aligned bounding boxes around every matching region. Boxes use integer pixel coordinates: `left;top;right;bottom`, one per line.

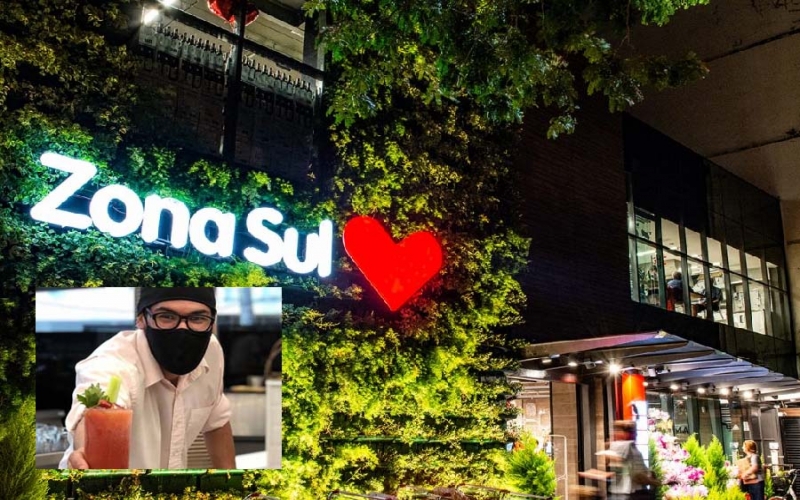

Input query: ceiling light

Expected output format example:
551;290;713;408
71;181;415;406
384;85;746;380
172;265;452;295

542;358;552;364
143;8;160;24
643;381;649;387
568;360;578;368
609;363;621;374
697;387;706;394
670;383;679;391
720;388;730;396
743;390;754;399
159;0;178;5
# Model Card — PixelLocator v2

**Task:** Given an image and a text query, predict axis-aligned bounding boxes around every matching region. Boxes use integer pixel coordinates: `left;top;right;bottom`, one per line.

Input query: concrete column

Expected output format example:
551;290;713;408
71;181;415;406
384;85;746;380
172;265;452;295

551;382;579;499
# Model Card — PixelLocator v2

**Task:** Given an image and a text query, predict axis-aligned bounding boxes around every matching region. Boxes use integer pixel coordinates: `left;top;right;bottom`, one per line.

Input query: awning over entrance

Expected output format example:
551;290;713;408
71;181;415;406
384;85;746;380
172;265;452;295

518;331;800;404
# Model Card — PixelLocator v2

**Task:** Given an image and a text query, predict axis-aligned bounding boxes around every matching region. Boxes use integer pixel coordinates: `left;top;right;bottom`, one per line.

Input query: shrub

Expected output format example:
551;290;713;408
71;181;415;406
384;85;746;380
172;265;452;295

684;435;705;469
0;398;48;500
504;436;557;497
765;464;773;499
650;437;667;500
703;437;729;493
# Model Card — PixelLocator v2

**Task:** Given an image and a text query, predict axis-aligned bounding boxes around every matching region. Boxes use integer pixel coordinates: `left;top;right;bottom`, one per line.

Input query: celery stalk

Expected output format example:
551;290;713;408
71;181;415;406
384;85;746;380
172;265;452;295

106;375;122;404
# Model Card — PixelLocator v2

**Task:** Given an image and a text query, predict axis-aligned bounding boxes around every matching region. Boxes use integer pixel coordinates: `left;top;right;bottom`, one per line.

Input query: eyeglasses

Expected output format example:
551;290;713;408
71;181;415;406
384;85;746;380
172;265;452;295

146;309;215;333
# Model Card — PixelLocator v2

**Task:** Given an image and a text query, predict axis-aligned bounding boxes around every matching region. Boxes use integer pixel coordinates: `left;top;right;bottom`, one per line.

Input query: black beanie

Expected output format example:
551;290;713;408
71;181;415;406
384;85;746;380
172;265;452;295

136;287;217;315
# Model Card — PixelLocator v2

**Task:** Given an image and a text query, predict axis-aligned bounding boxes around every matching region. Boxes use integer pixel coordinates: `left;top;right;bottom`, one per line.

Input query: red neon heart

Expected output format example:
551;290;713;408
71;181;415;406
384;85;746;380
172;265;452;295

343;216;443;311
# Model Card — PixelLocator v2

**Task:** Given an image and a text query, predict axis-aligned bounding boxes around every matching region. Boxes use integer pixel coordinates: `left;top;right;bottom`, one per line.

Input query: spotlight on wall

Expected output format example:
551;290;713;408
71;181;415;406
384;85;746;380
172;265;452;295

743;390;754;399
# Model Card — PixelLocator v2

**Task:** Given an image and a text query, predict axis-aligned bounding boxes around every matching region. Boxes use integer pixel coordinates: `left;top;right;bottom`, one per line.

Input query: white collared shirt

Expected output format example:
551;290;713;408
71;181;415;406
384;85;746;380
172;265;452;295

59;329;231;469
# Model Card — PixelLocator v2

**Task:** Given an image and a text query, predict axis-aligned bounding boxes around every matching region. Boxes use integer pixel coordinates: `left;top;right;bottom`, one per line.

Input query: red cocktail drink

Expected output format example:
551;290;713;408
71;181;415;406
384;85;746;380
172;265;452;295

84;407;132;468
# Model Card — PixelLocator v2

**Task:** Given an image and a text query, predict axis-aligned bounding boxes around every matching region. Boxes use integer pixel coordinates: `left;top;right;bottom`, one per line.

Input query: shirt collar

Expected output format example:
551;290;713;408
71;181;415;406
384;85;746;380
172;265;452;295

135;329;210;388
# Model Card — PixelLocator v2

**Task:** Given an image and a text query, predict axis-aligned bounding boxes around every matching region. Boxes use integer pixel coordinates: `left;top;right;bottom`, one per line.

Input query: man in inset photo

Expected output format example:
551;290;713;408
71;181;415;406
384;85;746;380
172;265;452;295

58;287;234;469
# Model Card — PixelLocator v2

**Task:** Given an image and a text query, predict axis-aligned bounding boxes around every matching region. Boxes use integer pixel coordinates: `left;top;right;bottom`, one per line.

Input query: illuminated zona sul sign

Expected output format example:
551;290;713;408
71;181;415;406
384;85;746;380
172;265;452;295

30;152;333;277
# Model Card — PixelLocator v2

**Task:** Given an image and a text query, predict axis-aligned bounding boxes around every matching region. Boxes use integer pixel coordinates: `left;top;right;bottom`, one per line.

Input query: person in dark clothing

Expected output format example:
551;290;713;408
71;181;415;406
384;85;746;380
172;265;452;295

666;271;683;311
696;284;722;314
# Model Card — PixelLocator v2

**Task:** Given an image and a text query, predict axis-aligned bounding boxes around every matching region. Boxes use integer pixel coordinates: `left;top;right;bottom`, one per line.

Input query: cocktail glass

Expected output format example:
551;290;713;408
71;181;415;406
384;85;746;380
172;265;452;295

84;407;132;469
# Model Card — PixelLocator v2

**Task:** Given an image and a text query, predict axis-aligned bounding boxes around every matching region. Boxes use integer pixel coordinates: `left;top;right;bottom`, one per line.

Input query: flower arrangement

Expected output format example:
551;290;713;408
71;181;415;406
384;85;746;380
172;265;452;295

651;432;707;500
649;408;674;434
724;462;741;490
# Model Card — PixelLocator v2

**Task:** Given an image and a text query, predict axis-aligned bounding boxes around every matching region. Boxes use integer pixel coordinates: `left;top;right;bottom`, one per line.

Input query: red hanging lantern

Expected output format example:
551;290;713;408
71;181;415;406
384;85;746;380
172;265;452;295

207;0;259;25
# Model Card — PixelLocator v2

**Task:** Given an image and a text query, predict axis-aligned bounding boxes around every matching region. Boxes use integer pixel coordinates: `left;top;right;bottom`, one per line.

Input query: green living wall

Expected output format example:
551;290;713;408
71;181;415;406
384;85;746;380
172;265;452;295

0;0;708;497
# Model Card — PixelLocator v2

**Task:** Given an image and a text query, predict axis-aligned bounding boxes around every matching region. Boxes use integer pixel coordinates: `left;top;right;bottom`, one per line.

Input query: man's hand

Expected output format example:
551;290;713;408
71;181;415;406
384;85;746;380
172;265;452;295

68;448;90;469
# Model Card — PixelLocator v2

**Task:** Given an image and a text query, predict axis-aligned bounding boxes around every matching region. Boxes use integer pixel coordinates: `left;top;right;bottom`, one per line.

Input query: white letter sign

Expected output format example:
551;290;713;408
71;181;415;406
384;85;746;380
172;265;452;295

30;152;334;277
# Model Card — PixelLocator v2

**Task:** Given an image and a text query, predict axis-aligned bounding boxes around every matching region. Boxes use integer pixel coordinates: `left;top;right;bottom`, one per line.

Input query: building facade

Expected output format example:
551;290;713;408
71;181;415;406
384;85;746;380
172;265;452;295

509;95;799;497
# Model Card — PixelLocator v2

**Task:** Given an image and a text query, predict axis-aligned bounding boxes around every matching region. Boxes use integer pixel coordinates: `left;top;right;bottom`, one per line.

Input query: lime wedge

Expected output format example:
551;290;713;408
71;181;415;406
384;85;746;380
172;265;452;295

107;375;122;404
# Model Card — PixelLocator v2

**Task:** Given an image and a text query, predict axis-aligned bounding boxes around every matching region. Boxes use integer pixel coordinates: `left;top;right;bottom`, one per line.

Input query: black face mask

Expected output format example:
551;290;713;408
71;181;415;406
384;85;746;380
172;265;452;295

144;327;212;376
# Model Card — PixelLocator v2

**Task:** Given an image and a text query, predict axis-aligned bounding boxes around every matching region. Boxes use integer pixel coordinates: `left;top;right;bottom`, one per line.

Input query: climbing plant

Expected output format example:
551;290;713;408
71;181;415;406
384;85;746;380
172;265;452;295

0;0;711;497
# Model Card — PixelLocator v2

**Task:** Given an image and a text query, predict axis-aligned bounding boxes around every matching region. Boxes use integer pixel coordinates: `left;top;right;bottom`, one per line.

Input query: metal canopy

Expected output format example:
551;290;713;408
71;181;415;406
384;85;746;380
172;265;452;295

518;331;800;404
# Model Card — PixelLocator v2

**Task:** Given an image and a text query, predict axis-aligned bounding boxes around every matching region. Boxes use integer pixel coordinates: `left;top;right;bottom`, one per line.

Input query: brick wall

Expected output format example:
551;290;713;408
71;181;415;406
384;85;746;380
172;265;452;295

512;98;631;342
135;58;316;186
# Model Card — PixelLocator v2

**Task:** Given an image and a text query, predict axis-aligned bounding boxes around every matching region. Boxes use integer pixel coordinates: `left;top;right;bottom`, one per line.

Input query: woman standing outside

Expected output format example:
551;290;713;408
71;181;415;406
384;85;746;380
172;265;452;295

740;440;765;500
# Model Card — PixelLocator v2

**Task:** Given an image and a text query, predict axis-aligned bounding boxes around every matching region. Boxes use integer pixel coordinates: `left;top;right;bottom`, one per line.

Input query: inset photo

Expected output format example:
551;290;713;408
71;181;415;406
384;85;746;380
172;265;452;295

35;286;281;470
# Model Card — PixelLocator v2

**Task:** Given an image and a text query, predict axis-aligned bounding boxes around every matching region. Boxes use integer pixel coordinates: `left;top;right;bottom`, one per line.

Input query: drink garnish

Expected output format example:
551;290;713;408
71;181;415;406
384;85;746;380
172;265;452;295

106;375;122;404
77;375;123;409
77;383;108;409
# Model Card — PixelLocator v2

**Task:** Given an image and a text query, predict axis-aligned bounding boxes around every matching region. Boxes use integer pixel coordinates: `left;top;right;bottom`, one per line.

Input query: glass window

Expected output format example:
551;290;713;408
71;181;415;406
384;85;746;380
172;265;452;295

627;208;790;339
726;219;744;272
745;252;764;282
635;211;657;243
661;218;681;252
765;245;786;291
664;250;686;314
726;244;742;273
710;267;729;325
627;202;635;235
748;280;767;335
731;277;747;330
707;237;724;268
688;259;707;318
685;227;704;262
770;290;790;341
637;240;661;306
629;237;639;302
